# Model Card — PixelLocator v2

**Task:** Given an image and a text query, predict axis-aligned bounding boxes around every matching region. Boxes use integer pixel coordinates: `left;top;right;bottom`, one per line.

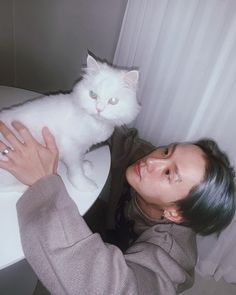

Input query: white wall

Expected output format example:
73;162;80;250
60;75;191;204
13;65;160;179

0;0;14;86
1;0;127;93
14;0;128;93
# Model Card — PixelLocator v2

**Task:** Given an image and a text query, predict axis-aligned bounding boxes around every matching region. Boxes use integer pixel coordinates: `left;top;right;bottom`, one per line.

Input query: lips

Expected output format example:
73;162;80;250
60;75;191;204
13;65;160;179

134;161;141;178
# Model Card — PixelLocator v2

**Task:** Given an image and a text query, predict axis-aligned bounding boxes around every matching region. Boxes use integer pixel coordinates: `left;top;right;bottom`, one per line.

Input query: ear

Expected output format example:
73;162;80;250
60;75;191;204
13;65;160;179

163;207;184;223
124;70;139;88
87;54;100;74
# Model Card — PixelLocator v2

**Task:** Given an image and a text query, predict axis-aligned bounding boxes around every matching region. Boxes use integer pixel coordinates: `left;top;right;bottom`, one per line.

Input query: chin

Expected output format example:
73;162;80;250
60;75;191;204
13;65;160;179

126;166;137;189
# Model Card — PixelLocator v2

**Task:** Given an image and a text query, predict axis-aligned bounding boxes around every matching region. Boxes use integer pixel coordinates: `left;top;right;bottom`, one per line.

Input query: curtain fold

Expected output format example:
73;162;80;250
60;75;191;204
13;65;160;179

114;0;236;283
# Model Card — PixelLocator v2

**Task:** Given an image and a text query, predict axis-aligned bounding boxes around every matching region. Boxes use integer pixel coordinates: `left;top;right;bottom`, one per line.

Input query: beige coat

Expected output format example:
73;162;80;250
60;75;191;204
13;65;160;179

16;127;197;295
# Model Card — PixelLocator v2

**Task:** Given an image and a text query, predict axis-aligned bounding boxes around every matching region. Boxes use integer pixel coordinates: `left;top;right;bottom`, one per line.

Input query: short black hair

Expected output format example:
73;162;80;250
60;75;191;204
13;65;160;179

176;139;236;236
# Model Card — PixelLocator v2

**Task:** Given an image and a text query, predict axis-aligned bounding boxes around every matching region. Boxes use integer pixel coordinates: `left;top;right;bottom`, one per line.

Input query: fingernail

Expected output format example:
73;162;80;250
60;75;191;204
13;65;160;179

43;126;50;133
12;120;20;126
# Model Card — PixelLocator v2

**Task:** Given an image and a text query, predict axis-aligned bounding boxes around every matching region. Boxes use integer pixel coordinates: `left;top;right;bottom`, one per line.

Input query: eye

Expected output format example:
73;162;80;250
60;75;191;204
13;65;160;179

108;97;119;105
163;147;169;156
89;90;97;99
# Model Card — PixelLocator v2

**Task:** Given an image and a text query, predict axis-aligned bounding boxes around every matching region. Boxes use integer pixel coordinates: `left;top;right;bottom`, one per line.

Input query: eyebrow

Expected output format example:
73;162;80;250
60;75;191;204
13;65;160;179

169;144;182;183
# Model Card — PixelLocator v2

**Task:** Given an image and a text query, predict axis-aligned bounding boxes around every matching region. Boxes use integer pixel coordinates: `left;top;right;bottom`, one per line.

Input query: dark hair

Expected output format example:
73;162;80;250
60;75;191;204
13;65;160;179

176;139;236;236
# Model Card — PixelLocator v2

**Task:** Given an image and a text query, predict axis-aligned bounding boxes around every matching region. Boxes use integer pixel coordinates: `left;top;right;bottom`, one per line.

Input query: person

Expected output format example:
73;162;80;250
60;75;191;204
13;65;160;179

0;121;235;295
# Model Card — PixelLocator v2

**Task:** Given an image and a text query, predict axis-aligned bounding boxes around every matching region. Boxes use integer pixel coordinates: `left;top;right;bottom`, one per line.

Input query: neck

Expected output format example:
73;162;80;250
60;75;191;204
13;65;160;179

135;194;164;220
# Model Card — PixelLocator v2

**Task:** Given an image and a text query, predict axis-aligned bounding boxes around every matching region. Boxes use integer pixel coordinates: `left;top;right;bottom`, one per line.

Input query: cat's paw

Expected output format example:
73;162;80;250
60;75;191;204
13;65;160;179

83;160;94;176
69;175;98;192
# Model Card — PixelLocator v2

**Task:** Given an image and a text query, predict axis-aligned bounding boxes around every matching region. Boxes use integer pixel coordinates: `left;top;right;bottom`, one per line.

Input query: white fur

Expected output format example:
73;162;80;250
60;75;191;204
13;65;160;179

0;55;140;192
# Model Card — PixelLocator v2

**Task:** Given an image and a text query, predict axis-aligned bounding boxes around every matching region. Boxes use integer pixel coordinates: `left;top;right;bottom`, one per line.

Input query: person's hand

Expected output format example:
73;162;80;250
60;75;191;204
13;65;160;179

0;121;59;186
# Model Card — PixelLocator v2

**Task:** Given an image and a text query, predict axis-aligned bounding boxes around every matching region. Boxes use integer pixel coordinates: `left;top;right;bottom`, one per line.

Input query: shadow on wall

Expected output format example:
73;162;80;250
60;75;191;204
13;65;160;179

0;259;37;295
0;0;128;93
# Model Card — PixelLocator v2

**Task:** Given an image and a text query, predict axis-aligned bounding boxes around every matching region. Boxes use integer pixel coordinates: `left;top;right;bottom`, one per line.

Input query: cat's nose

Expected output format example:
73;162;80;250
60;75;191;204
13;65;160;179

96;107;103;113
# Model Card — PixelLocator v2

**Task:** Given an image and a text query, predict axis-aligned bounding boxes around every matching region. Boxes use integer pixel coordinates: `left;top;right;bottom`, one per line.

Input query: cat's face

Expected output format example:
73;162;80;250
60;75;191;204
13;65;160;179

73;55;140;126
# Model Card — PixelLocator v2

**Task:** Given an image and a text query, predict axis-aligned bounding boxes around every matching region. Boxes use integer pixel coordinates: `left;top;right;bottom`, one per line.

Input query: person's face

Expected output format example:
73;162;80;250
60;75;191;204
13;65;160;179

126;143;206;211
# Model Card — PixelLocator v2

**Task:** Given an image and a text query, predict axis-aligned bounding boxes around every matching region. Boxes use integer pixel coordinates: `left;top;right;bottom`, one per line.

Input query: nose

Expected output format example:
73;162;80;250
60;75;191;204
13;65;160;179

96;107;103;113
96;101;105;113
145;157;167;173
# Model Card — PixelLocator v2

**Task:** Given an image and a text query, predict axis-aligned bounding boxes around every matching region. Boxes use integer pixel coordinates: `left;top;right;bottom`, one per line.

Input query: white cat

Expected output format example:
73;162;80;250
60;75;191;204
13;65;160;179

0;54;140;192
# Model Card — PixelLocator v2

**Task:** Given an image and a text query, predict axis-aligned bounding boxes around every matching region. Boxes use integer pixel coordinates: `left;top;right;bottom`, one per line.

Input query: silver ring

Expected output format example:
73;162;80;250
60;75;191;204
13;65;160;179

1;147;12;156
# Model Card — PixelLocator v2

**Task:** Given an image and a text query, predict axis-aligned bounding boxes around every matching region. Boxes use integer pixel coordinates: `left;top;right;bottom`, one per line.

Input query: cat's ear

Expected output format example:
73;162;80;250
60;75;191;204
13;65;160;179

124;70;139;88
87;54;100;74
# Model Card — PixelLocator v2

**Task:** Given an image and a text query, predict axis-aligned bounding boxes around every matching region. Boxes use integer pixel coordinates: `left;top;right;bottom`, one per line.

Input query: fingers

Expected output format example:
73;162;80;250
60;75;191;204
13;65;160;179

0;121;23;150
0;140;14;171
0;141;14;160
11;121;35;145
0;122;59;183
42;127;59;154
0;158;12;171
0;121;58;161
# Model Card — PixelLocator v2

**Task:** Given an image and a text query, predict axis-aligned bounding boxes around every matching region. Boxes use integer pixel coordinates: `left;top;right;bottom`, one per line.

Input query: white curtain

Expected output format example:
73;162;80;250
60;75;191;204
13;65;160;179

114;0;236;283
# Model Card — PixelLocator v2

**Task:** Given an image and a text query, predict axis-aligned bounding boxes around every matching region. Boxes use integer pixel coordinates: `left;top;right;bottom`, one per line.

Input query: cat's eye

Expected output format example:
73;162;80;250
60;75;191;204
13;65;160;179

108;97;119;105
89;90;97;99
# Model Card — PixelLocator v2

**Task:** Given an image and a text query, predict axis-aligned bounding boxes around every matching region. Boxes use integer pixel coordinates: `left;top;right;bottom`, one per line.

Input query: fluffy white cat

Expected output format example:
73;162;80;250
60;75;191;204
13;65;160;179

0;54;140;192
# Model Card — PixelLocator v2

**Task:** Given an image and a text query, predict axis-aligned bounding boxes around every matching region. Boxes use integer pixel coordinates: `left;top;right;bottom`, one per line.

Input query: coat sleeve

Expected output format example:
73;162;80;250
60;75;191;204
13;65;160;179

16;175;194;295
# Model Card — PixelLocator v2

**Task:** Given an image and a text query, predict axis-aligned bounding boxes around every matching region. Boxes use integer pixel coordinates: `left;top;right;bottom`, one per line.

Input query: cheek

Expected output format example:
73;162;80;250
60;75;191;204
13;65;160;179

139;179;169;204
81;97;97;113
136;178;158;200
177;183;194;200
127;167;166;202
141;182;159;198
126;166;138;186
99;106;111;118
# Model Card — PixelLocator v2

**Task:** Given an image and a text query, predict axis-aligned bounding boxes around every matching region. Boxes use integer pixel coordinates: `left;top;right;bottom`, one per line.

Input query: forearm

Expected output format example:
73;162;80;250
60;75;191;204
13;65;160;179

16;175;138;295
17;175;91;247
16;175;185;295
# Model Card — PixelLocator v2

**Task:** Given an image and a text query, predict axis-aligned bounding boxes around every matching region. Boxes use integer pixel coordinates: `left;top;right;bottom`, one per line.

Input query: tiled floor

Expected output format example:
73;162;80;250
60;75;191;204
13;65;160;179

181;272;236;295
